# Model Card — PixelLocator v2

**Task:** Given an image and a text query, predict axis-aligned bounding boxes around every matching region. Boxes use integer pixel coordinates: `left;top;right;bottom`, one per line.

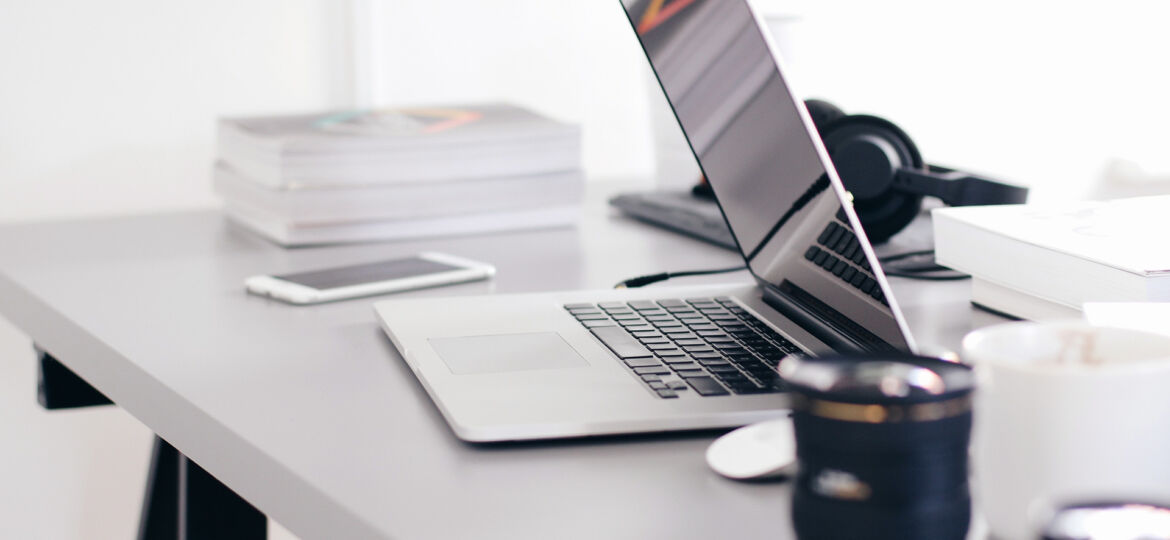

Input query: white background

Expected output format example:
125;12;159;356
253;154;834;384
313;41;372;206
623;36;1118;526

3;1;1170;538
6;1;1170;226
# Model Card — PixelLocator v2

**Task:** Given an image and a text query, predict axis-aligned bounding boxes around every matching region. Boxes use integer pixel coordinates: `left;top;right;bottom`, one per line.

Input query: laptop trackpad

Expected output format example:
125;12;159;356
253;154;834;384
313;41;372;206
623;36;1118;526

429;333;588;375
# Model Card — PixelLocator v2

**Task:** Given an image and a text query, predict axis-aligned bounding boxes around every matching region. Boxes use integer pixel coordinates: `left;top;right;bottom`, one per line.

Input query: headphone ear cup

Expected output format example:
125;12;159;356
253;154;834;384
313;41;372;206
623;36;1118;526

819;115;924;244
803;99;846;135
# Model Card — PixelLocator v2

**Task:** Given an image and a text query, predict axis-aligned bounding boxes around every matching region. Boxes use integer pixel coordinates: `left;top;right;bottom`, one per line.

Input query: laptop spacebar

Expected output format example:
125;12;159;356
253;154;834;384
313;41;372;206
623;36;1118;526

591;327;653;359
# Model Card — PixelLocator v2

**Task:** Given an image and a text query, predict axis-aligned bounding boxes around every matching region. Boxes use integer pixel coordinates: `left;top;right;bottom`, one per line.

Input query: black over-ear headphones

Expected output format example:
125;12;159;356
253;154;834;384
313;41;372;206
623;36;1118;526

805;99;1028;243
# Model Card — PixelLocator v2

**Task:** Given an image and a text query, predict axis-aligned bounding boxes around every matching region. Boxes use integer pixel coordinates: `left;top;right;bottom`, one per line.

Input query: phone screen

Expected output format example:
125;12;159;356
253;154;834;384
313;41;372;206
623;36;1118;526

274;257;462;290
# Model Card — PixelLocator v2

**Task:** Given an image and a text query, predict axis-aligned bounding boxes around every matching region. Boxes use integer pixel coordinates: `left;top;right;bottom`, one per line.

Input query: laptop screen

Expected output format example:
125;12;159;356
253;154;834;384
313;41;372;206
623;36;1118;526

619;0;913;353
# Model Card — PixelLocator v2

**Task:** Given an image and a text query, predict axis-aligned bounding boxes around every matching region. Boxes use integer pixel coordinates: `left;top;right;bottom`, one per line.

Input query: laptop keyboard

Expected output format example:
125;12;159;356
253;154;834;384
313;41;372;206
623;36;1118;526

804;218;888;306
564;297;801;399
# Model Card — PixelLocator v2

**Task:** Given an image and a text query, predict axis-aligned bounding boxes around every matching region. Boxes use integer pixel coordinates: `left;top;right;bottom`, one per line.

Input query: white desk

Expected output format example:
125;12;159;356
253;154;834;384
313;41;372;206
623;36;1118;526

0;185;1004;539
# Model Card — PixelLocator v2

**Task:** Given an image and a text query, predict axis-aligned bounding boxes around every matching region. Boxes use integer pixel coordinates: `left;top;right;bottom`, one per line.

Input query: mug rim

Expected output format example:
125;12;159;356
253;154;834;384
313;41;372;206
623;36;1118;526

961;321;1170;375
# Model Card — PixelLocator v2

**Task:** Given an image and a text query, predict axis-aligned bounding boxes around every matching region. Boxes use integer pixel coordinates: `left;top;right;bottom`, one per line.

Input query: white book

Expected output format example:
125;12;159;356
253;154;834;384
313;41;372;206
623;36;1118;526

933;196;1170;311
225;202;580;247
217;103;581;189
970;278;1083;321
212;163;583;224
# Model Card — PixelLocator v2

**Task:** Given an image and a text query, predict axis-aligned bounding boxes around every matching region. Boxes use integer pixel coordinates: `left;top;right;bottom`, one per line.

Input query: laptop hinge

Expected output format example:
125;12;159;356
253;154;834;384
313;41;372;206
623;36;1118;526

761;280;897;355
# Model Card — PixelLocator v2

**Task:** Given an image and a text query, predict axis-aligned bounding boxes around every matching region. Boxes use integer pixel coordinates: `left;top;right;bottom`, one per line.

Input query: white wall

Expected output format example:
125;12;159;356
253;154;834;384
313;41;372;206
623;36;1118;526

363;0;660;182
8;1;1170;227
0;0;344;223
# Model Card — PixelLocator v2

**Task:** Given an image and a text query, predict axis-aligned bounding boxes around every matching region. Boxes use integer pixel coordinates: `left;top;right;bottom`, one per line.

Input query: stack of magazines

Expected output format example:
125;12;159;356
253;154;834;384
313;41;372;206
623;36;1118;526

214;103;583;246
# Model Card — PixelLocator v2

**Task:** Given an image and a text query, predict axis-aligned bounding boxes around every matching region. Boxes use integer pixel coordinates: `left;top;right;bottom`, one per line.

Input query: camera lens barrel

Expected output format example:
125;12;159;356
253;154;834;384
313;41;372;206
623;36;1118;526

779;355;975;540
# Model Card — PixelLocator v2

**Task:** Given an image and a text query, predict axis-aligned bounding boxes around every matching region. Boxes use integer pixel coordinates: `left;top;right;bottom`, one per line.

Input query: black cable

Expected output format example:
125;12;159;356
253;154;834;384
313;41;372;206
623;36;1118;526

882;271;970;281
614;265;747;289
879;249;970;281
615;250;967;288
877;249;935;264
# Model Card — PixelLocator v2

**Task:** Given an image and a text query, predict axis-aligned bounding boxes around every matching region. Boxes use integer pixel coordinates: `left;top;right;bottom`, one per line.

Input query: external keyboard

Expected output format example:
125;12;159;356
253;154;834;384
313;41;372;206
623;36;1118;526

564;297;801;399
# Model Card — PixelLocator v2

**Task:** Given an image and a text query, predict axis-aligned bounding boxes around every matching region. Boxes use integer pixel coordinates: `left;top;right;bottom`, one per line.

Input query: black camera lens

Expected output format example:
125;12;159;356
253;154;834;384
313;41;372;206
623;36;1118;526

778;354;975;540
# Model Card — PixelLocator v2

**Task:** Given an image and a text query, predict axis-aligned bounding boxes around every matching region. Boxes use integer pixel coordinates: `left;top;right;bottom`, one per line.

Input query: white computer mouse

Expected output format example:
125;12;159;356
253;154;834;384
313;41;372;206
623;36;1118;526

706;416;797;481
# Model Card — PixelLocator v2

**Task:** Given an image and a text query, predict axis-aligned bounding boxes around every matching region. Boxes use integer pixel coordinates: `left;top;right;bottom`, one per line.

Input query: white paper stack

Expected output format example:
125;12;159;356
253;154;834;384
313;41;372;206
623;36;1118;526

214;103;583;246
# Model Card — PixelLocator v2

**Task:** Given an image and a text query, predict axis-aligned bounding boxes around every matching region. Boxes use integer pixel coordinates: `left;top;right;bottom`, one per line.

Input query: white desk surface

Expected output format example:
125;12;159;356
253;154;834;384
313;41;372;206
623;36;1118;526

0;184;1004;539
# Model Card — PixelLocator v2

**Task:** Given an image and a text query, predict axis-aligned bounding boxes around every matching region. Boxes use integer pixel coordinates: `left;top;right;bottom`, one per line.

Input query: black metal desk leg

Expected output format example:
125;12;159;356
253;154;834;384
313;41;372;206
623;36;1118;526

34;346;112;410
138;437;179;540
138;436;267;540
136;439;267;540
177;449;267;540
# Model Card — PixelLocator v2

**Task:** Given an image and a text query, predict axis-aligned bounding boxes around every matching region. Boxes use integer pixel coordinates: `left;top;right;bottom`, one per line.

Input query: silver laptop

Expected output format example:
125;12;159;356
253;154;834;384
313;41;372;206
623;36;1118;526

375;0;917;442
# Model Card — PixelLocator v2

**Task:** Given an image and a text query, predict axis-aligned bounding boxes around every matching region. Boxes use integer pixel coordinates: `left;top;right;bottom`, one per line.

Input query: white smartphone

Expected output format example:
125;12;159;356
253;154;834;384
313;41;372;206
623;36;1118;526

244;252;495;305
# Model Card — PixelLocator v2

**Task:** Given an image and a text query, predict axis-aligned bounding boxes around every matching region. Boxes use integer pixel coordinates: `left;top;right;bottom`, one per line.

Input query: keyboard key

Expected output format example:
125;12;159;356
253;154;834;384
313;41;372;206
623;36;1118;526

628;300;658;311
633;366;670;375
841;266;857;282
705;336;735;344
825;225;845;248
574;313;610;321
648;381;667;390
851;273;867;288
582;320;616;328
640;374;662;382
832;230;852;253
684;376;730;396
673;339;705;347
610;313;641;321
667;380;689;391
639;338;670;345
656;389;679;399
563;303;595;310
655;350;687;359
732;385;772;395
668;362;701;371
657;299;687;308
623;357;661;368
644;314;674;322
804;246;820;261
630;330;661;338
706;364;740;373
661;327;693;335
646;343;680;351
598;302;626;310
691;352;723;360
817;224;836;245
661;356;696;365
592;326;654;359
682;345;714;353
685;297;715;304
861;277;877;294
675;368;706;378
842;238;859;260
831;260;848;276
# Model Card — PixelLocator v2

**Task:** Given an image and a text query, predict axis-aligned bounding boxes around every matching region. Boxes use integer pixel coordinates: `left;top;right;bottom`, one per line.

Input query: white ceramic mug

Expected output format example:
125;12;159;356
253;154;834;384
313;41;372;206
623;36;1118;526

961;321;1170;540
